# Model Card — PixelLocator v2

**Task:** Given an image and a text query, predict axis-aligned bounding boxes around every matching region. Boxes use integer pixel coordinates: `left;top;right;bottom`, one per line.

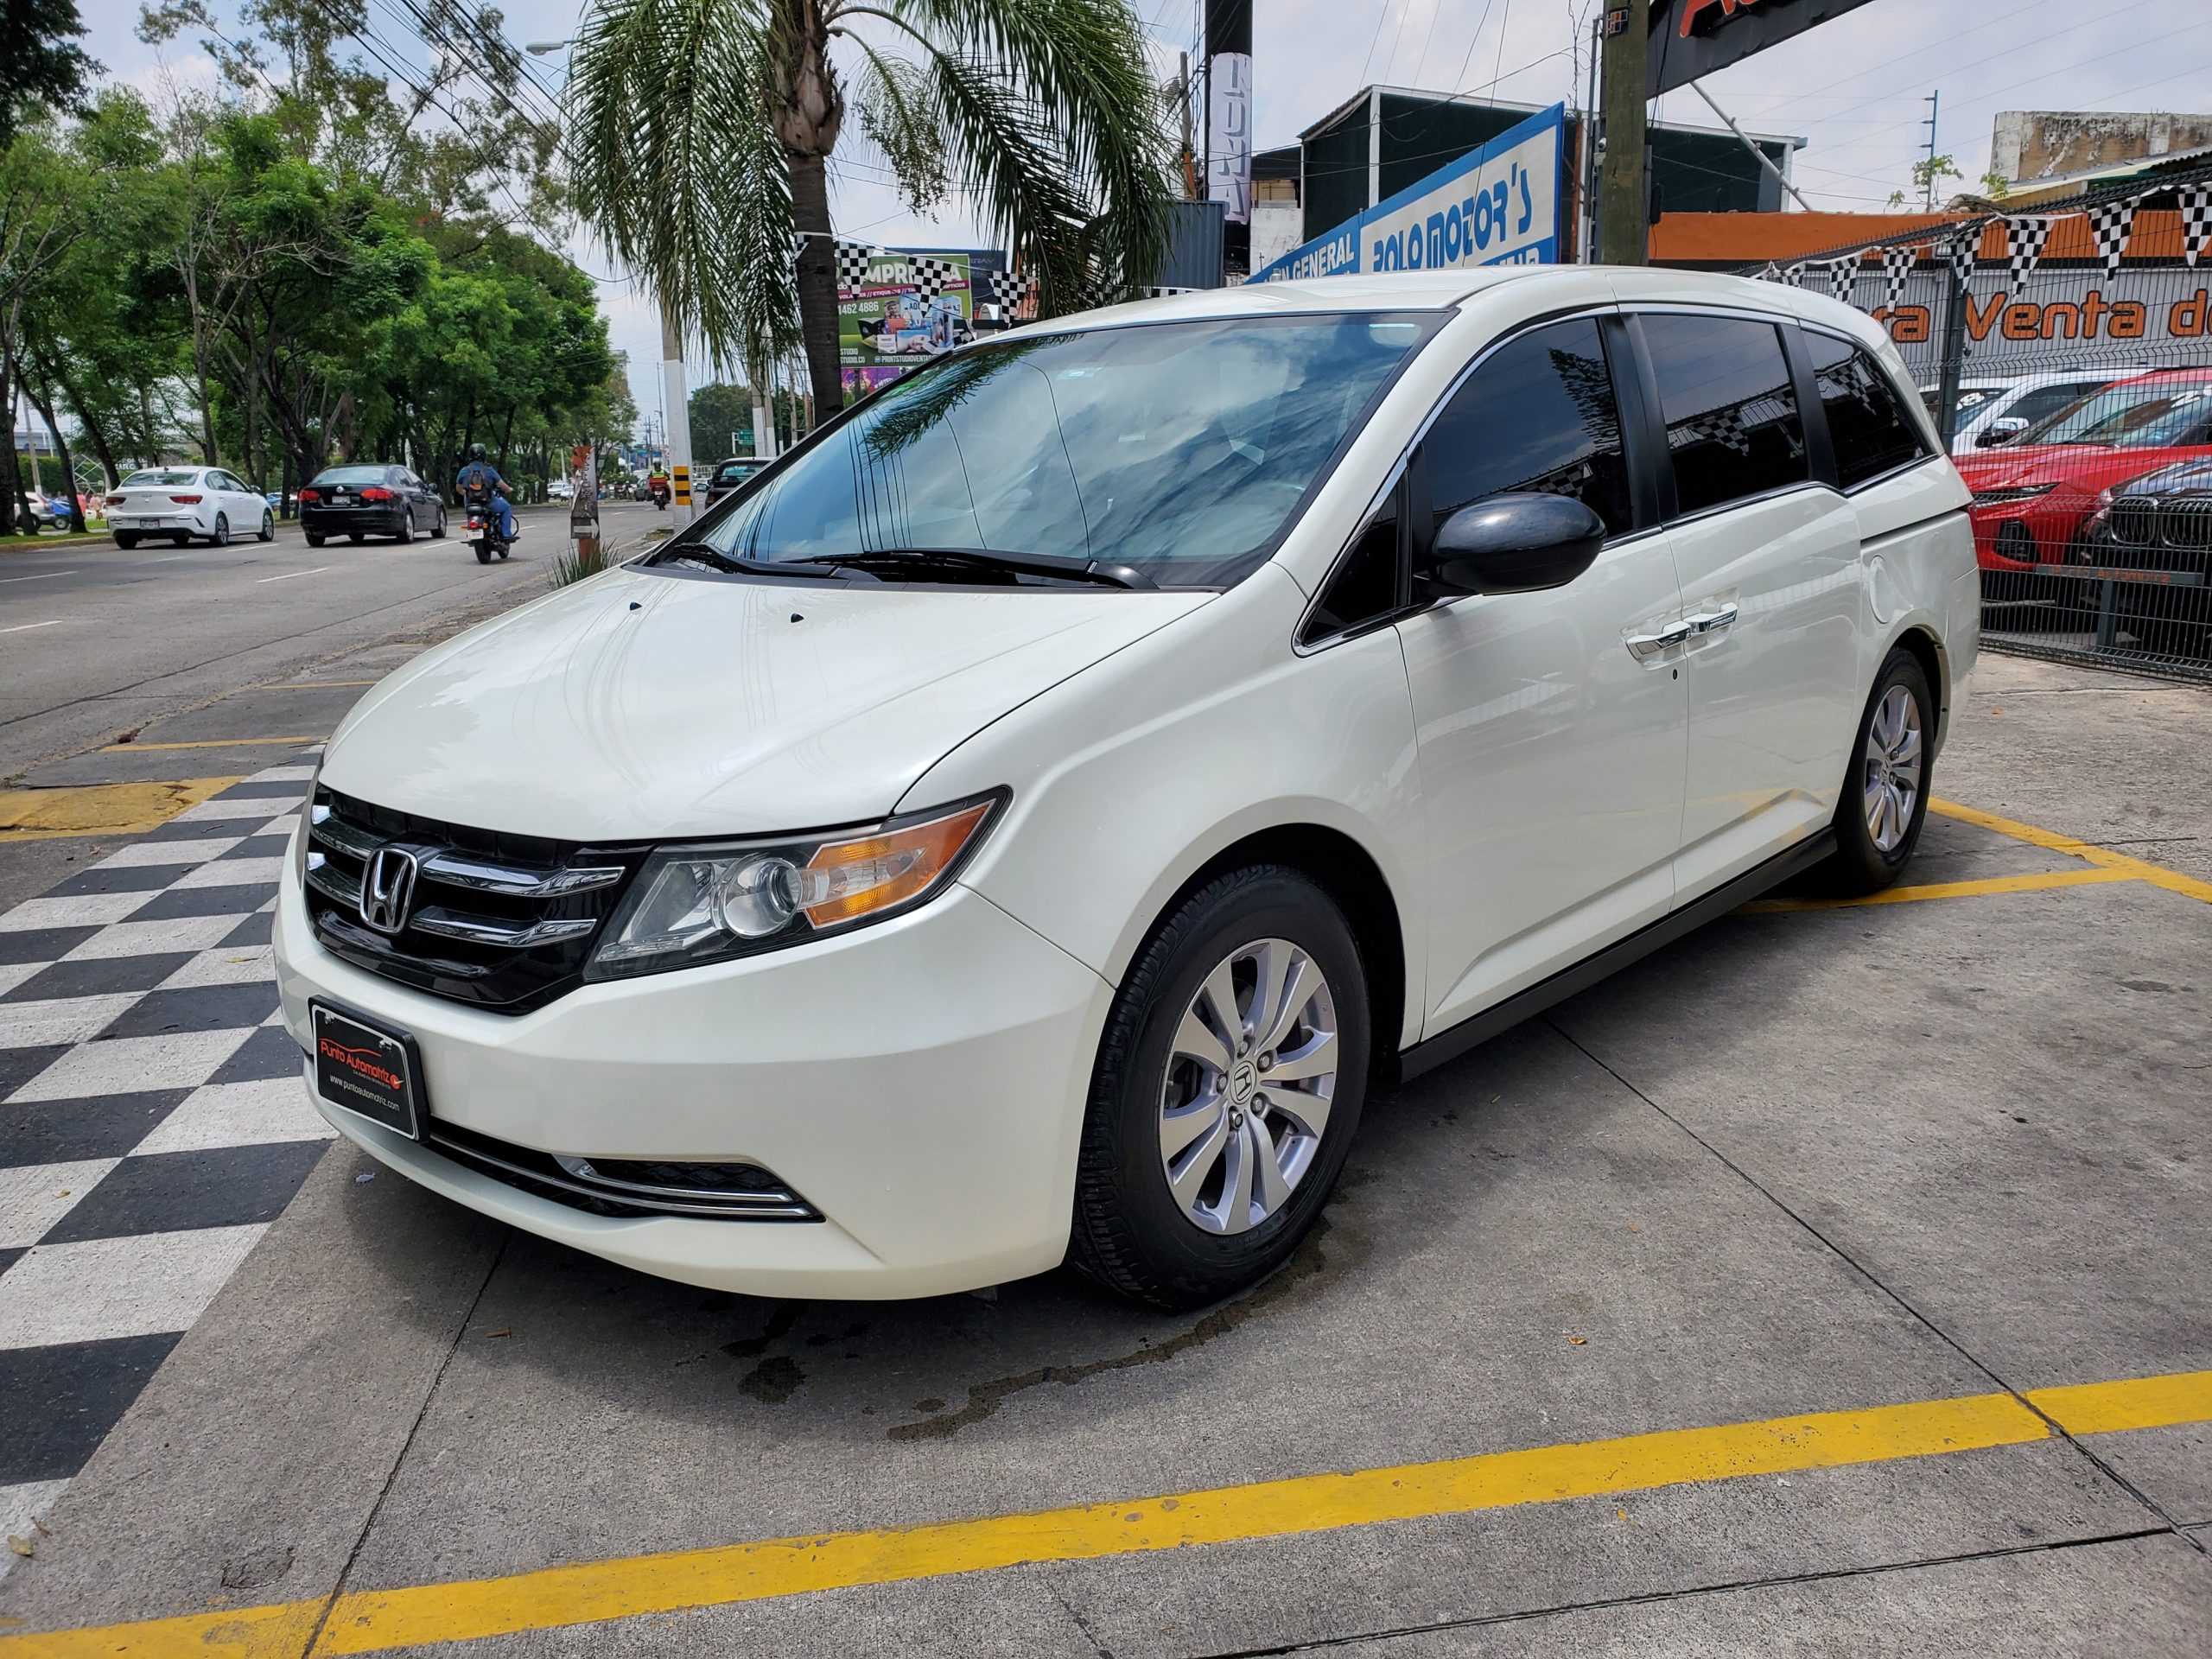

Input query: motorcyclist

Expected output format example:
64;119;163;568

454;444;518;543
646;466;671;508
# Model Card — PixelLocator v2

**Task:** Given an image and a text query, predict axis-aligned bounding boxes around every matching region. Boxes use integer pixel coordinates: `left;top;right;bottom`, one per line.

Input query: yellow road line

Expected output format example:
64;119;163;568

99;734;327;753
1741;867;2138;912
1932;799;2212;906
0;778;243;840
6;1369;2207;1659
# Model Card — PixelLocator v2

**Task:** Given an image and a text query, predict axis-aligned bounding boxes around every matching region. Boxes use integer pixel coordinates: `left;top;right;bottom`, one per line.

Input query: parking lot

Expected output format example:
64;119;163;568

0;636;2207;1655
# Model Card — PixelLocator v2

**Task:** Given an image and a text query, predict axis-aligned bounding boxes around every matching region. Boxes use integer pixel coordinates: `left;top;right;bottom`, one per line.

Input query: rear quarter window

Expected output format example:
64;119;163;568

1805;333;1929;487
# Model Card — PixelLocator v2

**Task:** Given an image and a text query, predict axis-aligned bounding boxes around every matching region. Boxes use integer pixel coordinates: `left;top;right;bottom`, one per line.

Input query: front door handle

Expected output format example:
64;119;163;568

1624;620;1694;661
1683;602;1740;637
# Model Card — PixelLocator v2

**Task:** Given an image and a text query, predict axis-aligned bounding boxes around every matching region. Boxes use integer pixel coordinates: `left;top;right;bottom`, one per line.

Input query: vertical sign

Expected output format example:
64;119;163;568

568;441;599;563
1206;0;1253;275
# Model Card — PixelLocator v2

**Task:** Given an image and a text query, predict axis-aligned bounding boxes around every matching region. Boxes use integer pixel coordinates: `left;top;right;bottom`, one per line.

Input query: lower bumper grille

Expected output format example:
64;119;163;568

422;1119;820;1221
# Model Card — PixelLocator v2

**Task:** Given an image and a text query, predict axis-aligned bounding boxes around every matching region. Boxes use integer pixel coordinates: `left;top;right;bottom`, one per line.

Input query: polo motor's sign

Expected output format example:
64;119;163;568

1647;0;1882;97
1251;105;1565;285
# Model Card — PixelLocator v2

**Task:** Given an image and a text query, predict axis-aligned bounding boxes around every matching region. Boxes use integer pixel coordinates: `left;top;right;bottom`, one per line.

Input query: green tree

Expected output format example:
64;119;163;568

564;0;1177;417
1;0;98;149
1888;153;1964;211
689;380;755;459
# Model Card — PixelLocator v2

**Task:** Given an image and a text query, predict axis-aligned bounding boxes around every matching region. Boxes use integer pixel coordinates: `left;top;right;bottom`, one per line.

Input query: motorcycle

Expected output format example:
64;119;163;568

461;489;512;565
648;480;671;511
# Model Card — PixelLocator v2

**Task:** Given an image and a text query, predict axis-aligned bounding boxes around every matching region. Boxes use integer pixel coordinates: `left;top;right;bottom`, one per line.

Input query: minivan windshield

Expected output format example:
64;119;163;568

656;313;1436;588
2015;378;2212;448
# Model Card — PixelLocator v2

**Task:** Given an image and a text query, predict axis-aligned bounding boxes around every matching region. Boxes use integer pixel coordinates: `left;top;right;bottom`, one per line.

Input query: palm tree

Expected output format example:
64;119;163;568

565;0;1177;417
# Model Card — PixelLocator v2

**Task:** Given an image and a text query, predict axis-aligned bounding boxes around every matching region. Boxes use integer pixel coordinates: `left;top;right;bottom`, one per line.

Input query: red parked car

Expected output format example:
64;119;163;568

1958;366;2212;593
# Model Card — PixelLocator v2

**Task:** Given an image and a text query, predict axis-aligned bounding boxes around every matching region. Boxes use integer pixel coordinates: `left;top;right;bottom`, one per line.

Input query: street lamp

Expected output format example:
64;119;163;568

525;39;572;54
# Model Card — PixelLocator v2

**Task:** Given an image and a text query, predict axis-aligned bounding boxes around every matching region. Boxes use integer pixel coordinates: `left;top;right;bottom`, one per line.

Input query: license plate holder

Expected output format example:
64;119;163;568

311;1001;424;1139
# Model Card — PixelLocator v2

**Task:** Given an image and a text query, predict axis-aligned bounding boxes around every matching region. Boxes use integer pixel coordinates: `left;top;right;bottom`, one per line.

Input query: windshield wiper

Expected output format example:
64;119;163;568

802;547;1156;590
652;543;873;581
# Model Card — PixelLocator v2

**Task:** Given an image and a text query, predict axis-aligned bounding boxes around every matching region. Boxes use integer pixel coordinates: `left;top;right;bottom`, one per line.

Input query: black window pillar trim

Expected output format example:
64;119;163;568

1617;314;1679;524
1599;314;1663;532
1782;321;1842;490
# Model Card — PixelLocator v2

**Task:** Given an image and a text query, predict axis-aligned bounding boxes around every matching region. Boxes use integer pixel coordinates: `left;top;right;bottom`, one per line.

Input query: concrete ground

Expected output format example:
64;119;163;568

0;647;2207;1656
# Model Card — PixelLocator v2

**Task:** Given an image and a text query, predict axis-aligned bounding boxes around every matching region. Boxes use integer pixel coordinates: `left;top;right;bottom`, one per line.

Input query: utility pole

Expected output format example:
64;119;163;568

1921;91;1941;210
1175;52;1197;200
658;300;694;528
1598;0;1650;266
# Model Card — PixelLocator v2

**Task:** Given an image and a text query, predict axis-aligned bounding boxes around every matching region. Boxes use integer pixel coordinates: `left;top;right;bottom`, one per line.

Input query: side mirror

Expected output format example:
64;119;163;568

1419;493;1607;598
1976;416;2031;448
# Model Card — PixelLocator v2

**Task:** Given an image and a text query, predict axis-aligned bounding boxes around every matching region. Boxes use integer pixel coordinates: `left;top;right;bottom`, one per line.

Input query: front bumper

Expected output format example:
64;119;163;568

273;861;1114;1299
1969;494;2093;569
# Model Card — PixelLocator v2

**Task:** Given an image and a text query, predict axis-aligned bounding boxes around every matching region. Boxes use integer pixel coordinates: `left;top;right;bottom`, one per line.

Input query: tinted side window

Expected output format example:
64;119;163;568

1642;315;1808;514
1806;333;1929;486
2006;381;2102;430
1423;317;1633;537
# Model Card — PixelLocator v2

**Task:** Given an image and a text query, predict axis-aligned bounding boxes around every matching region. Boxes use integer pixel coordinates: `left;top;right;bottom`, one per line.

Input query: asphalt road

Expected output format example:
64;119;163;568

0;500;661;781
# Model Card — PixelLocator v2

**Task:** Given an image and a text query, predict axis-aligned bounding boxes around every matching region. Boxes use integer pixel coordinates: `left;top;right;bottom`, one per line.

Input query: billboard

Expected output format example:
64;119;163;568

837;250;979;397
1648;0;1881;98
1251;104;1565;284
1861;270;2212;380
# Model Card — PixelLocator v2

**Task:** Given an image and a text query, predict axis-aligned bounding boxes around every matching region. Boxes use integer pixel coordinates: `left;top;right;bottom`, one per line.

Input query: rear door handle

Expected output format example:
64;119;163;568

1624;620;1694;661
1682;602;1740;637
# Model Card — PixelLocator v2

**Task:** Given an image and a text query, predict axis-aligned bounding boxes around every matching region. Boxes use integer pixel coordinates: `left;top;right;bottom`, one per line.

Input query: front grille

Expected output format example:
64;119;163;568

2166;499;2212;553
422;1118;820;1220
303;788;645;1013
2108;499;2159;548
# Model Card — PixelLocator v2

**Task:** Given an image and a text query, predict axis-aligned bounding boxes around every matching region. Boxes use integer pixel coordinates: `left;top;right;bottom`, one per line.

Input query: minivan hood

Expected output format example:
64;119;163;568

321;564;1209;841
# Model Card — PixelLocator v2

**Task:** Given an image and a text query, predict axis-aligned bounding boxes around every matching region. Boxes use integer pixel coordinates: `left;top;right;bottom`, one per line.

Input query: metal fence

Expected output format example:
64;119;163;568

1735;161;2212;683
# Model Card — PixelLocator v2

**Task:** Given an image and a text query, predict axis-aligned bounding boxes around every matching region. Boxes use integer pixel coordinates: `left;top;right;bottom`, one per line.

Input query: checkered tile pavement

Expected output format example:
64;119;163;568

0;761;329;1566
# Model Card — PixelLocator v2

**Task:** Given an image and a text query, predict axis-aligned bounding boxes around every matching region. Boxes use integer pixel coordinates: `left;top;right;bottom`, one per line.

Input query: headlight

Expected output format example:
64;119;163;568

585;791;1005;980
1970;483;2060;505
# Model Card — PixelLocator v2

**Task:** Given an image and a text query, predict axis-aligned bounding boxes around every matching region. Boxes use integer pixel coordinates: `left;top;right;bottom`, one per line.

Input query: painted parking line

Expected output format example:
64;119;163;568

0;779;243;841
1931;799;2212;905
1741;867;2139;913
99;735;327;753
3;1370;2205;1659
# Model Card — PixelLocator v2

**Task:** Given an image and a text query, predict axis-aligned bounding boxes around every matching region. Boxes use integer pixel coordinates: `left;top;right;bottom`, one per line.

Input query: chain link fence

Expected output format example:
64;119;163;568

1734;161;2212;682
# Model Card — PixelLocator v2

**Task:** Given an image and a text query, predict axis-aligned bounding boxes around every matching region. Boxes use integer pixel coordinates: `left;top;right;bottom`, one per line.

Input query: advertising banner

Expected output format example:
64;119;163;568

1648;0;1881;97
1864;270;2212;380
837;250;976;397
1251;104;1565;285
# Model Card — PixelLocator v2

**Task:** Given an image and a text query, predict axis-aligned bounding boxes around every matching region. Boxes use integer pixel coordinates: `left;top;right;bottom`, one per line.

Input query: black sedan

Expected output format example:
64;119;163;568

2074;456;2212;654
702;456;767;507
297;464;447;546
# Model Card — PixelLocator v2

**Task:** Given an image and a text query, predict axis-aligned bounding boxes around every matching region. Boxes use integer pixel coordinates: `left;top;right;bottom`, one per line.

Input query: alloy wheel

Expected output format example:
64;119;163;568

1862;683;1923;854
211;513;229;546
1158;937;1338;1236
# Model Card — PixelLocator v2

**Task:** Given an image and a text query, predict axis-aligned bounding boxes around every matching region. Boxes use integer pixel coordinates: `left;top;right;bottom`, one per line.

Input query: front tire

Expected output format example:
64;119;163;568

1069;866;1370;1310
1815;645;1935;896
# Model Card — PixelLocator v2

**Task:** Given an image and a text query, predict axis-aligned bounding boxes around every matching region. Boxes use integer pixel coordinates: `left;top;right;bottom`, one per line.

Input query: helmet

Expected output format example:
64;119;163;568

467;443;487;461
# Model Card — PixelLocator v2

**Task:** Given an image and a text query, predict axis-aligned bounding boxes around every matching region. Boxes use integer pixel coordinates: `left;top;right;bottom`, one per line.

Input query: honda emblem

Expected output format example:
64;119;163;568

359;846;420;934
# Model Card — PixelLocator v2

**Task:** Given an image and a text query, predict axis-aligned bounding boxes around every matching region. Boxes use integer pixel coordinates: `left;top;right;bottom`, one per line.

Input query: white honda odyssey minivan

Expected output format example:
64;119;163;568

275;268;1978;1309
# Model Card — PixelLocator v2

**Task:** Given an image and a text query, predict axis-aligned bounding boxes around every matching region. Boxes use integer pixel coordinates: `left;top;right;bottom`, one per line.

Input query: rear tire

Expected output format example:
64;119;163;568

210;513;229;547
474;542;492;565
257;510;274;542
304;531;325;548
347;532;364;544
393;512;413;545
430;508;447;539
114;532;140;549
1812;645;1936;897
1069;866;1370;1310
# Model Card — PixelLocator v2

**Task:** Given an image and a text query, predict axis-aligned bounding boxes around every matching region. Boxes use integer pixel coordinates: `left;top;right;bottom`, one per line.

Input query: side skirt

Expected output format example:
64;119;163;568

1391;828;1838;1086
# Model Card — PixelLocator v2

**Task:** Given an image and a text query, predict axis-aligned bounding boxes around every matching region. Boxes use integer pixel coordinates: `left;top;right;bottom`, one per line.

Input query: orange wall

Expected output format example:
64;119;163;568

1649;208;2199;267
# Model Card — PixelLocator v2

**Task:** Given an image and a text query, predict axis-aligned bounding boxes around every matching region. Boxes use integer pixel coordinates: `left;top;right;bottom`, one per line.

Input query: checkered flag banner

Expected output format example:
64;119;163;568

833;239;882;290
1948;230;1979;291
2086;198;2137;281
2177;183;2211;268
1880;245;1919;313
988;268;1035;309
1827;257;1858;302
1781;262;1806;289
2004;217;2052;298
903;255;963;302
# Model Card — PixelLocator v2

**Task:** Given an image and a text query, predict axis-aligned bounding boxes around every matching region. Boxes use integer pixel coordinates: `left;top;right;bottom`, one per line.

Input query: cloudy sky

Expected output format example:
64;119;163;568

80;0;2212;430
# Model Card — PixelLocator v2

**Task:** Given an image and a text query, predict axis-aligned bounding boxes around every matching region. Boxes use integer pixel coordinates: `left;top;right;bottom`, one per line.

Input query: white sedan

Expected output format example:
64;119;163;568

275;268;1977;1309
105;467;276;548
